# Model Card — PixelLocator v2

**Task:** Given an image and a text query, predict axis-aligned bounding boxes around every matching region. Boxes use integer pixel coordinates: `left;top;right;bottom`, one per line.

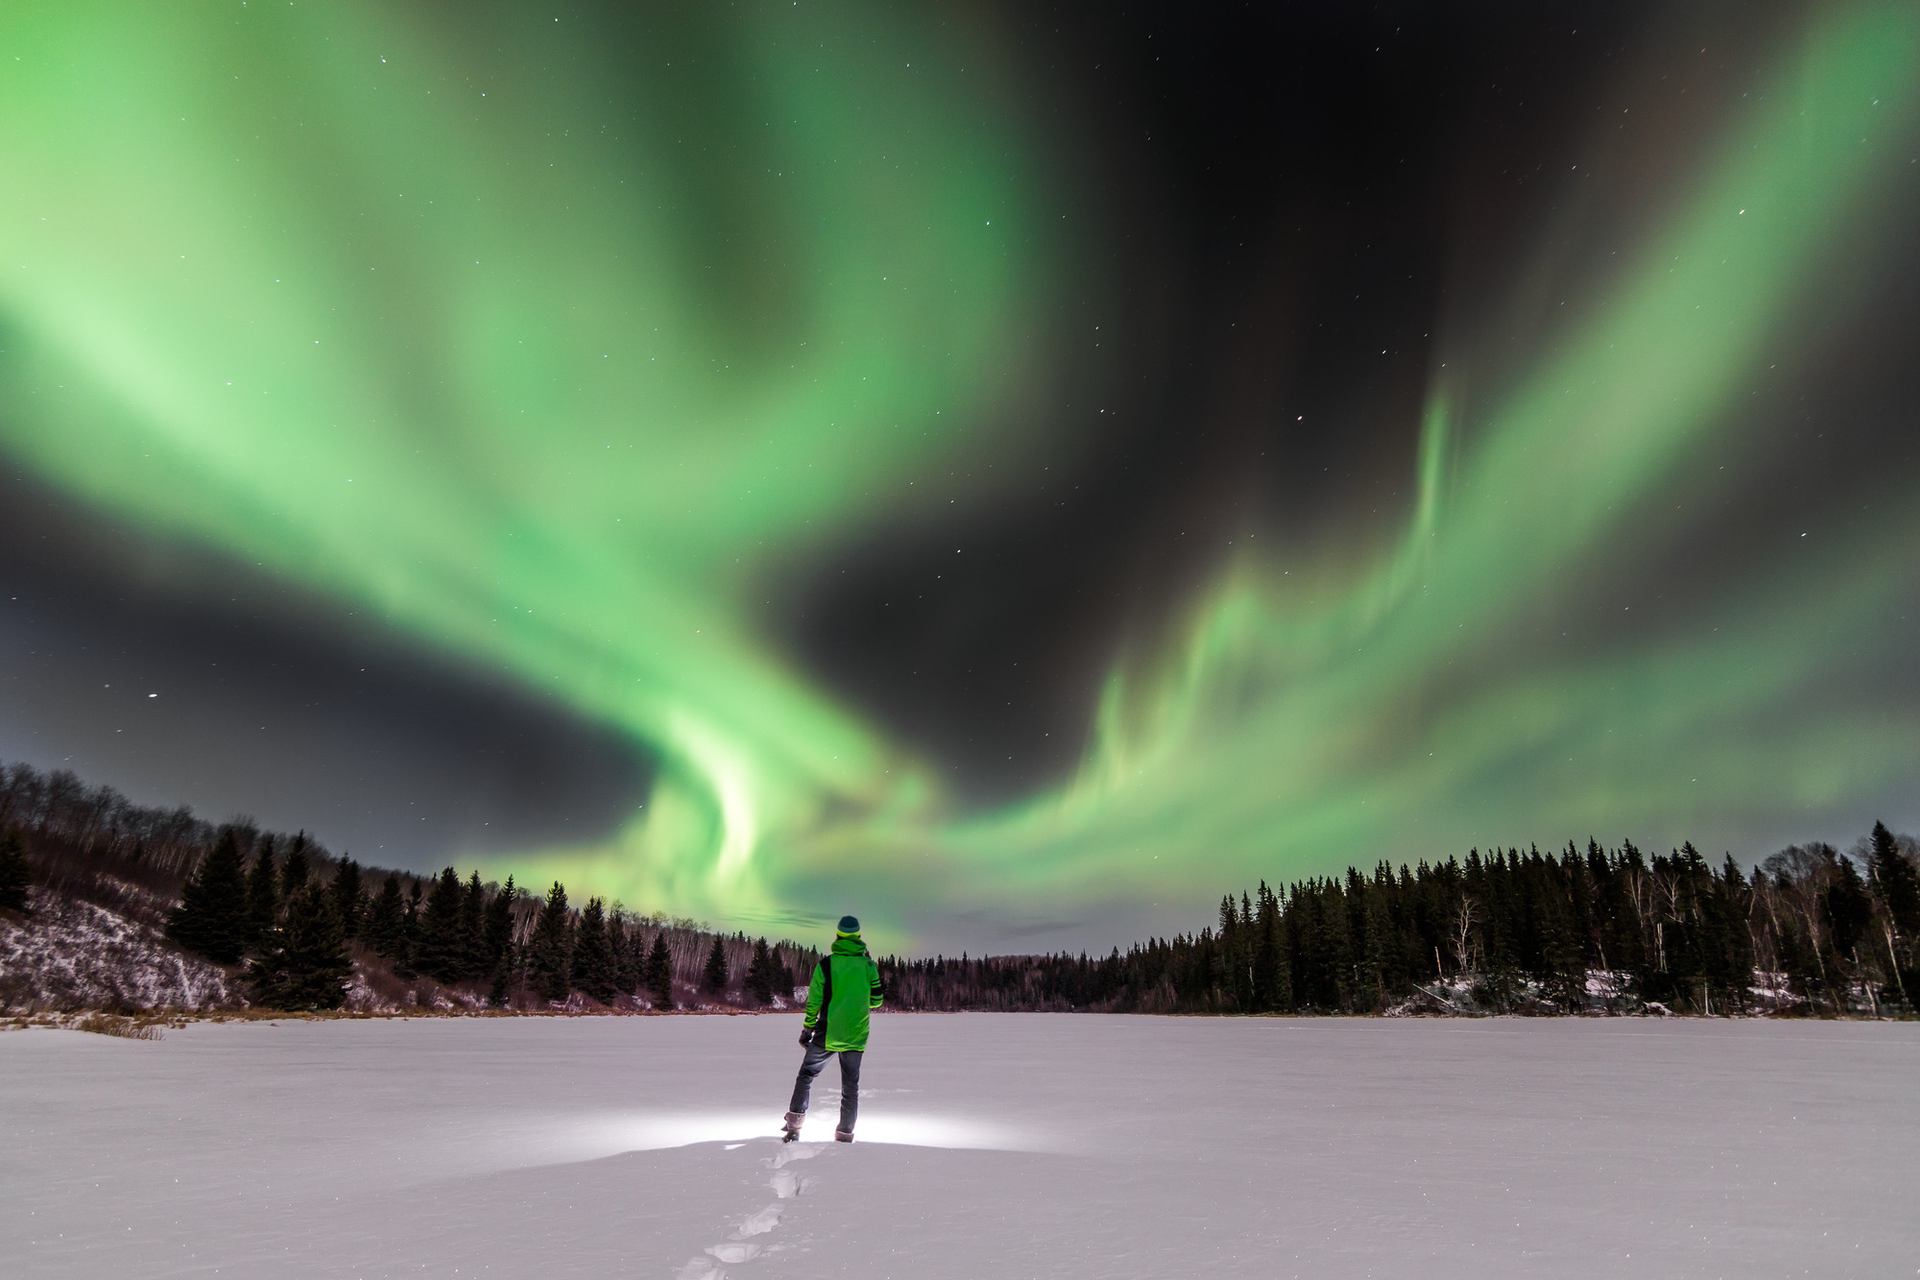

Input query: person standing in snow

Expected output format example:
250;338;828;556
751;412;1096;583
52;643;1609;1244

782;914;884;1143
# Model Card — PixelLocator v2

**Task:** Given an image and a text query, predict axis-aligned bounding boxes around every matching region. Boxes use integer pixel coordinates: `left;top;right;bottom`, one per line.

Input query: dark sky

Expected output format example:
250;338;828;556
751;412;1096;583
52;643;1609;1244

1;1;1914;952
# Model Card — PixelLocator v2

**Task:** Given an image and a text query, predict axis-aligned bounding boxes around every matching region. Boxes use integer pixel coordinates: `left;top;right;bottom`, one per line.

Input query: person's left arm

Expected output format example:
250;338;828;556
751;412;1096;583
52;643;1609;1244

801;960;826;1043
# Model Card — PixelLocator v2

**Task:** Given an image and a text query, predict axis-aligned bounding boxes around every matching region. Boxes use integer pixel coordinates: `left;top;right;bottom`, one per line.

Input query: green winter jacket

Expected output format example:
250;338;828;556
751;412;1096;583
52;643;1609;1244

803;934;884;1052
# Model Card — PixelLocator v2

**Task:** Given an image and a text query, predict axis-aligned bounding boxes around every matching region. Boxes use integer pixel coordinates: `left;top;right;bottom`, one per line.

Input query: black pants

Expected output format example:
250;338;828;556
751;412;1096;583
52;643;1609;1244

789;1040;863;1133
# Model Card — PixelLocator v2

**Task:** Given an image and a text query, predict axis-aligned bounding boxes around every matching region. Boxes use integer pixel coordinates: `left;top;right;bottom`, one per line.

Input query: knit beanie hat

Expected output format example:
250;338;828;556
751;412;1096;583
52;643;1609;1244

836;915;861;937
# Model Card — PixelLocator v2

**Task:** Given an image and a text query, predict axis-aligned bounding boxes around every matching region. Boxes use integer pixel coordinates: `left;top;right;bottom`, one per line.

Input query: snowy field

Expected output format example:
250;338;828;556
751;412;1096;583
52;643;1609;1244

2;1015;1915;1279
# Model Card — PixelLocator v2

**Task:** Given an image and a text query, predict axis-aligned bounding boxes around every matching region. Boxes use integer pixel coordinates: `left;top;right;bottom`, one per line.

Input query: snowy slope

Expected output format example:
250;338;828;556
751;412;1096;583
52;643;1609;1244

0;890;237;1013
2;1015;1915;1279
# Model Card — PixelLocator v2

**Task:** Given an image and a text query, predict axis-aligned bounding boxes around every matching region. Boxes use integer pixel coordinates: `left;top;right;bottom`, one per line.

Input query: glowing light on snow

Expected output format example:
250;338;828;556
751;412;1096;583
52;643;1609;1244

806;1111;1041;1151
529;1109;1049;1160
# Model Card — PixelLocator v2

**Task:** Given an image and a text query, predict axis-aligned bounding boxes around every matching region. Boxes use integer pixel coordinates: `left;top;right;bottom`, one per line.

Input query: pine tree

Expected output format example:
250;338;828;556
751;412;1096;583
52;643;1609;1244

366;873;405;958
478;882;514;990
167;830;252;964
745;937;777;1005
456;871;485;981
245;838;279;949
249;882;352;1010
1214;894;1239;1009
1826;856;1873;964
418;867;465;982
526;881;573;1003
646;932;675;1009
244;930;285;1008
1251;883;1281;1012
478;882;514;1013
333;857;364;940
1537;883;1585;1011
574;898;615;1003
0;829;30;913
702;934;730;998
394;882;424;981
1863;821;1920;1003
1354;868;1396;1007
608;914;635;995
280;834;311;899
1867;821;1920;941
1709;856;1755;1010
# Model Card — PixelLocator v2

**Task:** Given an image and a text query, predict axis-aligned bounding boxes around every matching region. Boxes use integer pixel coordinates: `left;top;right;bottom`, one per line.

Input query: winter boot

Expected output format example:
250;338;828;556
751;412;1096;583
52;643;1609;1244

781;1111;805;1142
834;1128;854;1143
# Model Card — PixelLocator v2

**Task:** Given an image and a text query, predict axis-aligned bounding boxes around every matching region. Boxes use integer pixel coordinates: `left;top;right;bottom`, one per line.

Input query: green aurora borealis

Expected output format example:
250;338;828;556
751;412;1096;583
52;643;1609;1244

2;2;1916;949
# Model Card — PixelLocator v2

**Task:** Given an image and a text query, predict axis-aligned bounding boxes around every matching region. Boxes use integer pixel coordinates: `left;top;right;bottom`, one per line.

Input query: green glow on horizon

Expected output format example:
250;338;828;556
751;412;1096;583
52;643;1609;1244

1;2;1915;948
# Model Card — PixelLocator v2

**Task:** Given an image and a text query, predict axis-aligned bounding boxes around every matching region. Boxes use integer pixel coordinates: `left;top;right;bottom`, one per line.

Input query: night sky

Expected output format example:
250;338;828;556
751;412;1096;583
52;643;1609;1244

2;2;1915;954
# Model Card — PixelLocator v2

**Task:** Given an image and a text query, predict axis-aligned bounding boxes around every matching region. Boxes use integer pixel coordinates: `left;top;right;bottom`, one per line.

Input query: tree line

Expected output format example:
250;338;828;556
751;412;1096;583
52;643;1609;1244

878;826;1920;1016
5;757;1916;1018
161;829;808;1012
1;758;814;1014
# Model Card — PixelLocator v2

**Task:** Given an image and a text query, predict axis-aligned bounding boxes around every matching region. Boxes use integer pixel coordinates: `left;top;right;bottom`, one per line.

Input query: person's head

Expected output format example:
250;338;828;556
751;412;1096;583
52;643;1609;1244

835;914;860;939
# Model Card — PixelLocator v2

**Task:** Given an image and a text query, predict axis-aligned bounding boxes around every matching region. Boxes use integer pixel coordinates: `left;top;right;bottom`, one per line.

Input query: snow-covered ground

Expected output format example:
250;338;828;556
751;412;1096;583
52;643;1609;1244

2;1015;1914;1279
0;890;237;1014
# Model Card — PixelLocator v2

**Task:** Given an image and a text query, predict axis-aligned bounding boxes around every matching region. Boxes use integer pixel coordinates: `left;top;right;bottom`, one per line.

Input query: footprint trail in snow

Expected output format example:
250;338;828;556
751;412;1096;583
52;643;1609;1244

674;1142;820;1278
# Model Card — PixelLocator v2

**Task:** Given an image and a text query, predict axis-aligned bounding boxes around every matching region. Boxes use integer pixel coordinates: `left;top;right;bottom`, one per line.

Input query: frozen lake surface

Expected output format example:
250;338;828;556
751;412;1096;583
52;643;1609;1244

3;1014;1915;1279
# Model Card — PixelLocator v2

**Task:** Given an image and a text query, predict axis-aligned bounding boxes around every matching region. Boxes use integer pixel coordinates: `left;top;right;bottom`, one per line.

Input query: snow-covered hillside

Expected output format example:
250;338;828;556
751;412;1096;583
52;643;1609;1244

0;890;237;1013
3;1015;1914;1278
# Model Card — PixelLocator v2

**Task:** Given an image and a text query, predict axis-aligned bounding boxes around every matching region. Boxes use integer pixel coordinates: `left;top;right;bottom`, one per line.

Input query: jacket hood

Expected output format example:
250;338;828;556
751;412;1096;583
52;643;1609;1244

830;934;868;957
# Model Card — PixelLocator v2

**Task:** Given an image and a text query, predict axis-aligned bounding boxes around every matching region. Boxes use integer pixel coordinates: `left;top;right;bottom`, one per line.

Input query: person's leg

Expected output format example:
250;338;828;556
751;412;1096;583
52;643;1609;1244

836;1049;863;1134
789;1039;831;1115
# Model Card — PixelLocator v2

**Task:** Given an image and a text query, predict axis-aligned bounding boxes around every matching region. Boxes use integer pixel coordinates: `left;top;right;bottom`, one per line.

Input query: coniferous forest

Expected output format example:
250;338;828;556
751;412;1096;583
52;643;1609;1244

2;758;1915;1018
0;760;814;1015
878;832;1920;1017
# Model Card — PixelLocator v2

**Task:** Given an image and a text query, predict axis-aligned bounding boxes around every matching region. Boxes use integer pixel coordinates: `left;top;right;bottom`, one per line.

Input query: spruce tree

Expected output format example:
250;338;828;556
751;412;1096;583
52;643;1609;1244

1867;821;1920;941
418;867;465;982
394;882;424;981
245;928;285;1007
609;914;635;995
1251;882;1282;1011
1864;821;1920;1002
1826;856;1873;963
1214;895;1239;1009
574;897;615;1003
0;829;30;913
476;882;514;1013
646;932;674;1009
280;834;311;899
1347;873;1388;1012
526;881;573;1003
167;830;251;963
745;937;776;1005
482;876;517;988
1537;887;1585;1011
366;873;405;958
249;882;352;1010
488;945;517;1008
702;934;730;997
1710;856;1755;1010
245;838;279;949
458;871;487;981
333;857;364;940
1237;890;1259;1009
